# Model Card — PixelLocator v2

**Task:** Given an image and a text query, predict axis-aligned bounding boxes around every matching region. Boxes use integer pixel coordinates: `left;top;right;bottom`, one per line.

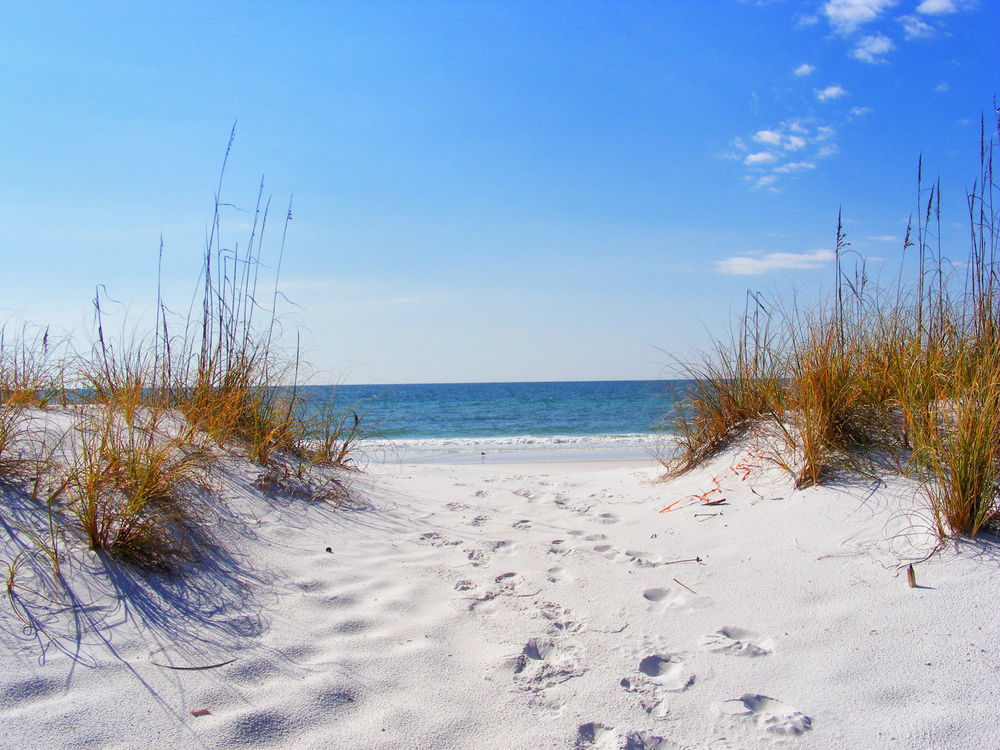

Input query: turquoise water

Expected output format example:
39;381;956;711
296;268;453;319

299;380;687;462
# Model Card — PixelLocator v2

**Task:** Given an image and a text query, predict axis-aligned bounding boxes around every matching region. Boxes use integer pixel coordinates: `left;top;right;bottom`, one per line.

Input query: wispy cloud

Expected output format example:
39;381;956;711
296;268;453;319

784;135;807;150
744;151;778;166
715;249;836;275
823;0;898;34
899;14;935;38
917;0;962;14
726;118;838;189
816;84;848;101
794;63;816;76
935;82;949;92
774;161;817;173
753;129;783;146
850;106;873;117
851;33;895;63
867;234;900;241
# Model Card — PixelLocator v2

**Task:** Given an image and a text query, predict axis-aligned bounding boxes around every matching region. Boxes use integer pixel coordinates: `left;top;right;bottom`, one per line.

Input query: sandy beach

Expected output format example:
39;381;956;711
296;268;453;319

4;2;997;747
2;440;997;749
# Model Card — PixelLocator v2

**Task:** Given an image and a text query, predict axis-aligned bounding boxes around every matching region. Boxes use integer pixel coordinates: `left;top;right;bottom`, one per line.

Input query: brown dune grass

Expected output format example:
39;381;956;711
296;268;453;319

666;110;1000;538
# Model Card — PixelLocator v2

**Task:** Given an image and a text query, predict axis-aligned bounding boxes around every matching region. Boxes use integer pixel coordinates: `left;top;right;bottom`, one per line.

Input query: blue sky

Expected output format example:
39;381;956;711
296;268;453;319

1;1;996;383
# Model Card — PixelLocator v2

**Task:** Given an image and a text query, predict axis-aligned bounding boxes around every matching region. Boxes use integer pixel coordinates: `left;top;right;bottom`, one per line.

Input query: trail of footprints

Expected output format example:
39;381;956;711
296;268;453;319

415;476;813;746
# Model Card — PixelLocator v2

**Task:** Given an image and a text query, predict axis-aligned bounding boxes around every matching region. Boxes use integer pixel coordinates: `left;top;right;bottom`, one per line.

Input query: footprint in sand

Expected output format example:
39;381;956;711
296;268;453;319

641;587;686;608
623;731;671;750
723;694;812;735
594;512;619;525
470;515;490;527
536;601;579;634
446;501;470;512
462;539;510;567
623;550;661;568
702;626;773;657
522;637;554;661
637;653;694;692
546;566;573;583
574;722;613;748
512;519;532;530
465;547;489;566
509;637;585;698
418;531;460;548
513;488;536;499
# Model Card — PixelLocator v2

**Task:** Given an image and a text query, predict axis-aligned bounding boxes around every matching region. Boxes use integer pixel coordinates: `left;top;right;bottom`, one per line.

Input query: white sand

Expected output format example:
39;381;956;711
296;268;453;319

2;441;998;748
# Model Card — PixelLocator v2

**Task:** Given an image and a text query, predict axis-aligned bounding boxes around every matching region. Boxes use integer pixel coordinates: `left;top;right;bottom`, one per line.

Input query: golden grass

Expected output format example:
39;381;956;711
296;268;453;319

66;407;210;570
1;136;364;578
665;110;1000;538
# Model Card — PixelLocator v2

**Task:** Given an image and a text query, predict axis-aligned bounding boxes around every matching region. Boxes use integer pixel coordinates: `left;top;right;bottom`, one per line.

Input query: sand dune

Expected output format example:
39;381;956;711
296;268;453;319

2;444;997;748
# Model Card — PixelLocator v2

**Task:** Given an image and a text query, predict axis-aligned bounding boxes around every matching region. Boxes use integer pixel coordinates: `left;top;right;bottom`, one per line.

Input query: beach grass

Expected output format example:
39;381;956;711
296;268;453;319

0;135;363;578
665;110;1000;538
66;405;210;570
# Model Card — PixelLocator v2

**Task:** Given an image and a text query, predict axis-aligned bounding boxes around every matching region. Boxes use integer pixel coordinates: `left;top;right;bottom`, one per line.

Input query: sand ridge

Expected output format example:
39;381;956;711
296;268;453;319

1;445;998;748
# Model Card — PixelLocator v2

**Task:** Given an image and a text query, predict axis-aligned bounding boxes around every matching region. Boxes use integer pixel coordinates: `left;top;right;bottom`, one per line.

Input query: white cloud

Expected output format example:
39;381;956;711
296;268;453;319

917;0;958;14
899;14;935;38
753;129;783;145
794;63;816;76
867;235;899;241
715;249;836;275
774;161;817;173
817;144;840;158
814;125;836;141
784;135;807;150
823;0;897;34
816;84;848;101
850;106;873;117
744;151;778;166
851;33;895;63
935;82;949;92
754;175;778;189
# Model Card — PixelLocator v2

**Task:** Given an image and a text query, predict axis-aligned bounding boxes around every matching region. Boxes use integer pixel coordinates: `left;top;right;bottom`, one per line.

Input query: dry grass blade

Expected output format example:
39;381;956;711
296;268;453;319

664;105;1000;539
66;406;210;570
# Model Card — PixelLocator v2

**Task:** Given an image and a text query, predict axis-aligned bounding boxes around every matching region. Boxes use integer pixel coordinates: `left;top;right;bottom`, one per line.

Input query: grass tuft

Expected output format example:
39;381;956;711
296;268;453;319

666;105;1000;538
66;407;210;570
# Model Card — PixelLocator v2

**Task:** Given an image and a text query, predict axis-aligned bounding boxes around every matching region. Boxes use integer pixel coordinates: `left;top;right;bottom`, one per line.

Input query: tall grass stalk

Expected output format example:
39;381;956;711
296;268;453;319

666;106;1000;538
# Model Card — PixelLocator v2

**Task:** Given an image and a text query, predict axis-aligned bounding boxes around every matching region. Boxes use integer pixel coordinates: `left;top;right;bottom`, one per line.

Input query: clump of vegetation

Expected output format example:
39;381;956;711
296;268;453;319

0;130;366;584
66;407;209;570
666;110;1000;538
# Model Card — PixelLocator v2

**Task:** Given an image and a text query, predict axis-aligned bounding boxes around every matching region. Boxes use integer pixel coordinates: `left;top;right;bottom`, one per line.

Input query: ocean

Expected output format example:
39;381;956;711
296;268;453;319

299;380;687;463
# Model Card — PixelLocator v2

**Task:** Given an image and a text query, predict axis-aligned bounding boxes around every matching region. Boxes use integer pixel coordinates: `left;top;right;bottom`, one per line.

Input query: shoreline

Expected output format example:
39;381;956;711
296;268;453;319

361;432;672;465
